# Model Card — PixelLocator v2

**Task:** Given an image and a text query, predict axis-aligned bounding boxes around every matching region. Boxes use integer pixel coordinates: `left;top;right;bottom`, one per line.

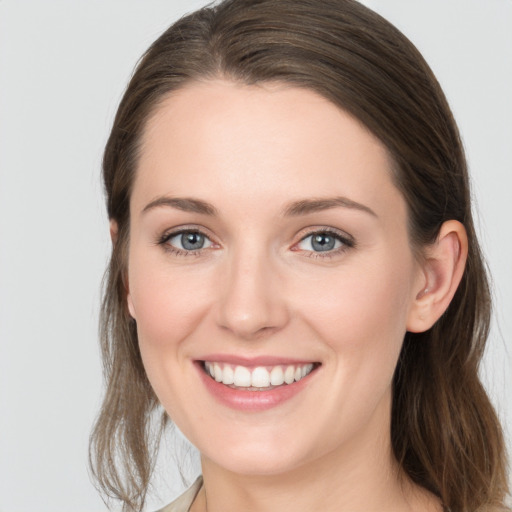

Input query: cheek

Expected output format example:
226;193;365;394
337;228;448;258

296;252;415;364
127;251;214;354
127;255;216;421
287;254;416;446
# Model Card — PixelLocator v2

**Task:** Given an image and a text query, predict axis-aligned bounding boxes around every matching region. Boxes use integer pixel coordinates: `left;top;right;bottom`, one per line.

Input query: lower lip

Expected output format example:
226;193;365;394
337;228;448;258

196;363;318;412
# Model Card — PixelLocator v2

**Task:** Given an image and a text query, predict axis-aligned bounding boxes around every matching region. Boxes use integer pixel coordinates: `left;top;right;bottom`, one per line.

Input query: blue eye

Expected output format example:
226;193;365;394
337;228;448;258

297;231;350;253
165;231;213;252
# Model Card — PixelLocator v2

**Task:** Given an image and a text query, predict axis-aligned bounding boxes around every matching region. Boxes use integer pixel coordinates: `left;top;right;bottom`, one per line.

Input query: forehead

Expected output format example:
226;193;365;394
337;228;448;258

133;80;402;220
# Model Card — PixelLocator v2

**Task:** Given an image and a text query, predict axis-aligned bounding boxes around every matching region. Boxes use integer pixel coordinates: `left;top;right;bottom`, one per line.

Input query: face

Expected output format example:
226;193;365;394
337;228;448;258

127;80;425;476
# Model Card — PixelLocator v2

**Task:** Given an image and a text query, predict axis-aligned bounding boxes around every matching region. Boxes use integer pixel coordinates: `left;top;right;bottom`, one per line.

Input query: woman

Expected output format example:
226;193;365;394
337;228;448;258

89;1;510;511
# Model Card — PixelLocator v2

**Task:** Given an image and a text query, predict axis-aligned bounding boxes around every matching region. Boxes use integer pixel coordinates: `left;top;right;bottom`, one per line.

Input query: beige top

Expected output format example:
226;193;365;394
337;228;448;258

156;477;203;512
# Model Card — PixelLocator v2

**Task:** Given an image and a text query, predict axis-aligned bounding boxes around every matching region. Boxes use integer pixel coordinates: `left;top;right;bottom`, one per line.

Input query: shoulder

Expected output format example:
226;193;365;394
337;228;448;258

155;476;203;512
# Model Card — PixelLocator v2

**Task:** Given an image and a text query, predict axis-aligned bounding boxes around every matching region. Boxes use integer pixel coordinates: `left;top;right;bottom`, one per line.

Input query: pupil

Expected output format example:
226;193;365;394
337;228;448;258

181;232;204;250
312;234;335;252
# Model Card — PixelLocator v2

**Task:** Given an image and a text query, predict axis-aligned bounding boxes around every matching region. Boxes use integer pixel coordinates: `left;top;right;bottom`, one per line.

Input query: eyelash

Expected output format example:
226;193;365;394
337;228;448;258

157;227;355;259
293;228;355;259
157;228;213;257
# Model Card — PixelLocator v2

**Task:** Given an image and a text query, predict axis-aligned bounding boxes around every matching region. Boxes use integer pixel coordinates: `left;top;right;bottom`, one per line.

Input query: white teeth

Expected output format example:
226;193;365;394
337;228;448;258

270;366;284;386
205;361;315;388
302;363;313;377
251;367;270;387
214;363;223;382
233;366;252;387
284;365;295;384
222;365;234;385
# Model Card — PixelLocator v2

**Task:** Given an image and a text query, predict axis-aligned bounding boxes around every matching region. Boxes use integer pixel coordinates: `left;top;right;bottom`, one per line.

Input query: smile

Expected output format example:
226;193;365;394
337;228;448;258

203;361;316;390
197;358;320;411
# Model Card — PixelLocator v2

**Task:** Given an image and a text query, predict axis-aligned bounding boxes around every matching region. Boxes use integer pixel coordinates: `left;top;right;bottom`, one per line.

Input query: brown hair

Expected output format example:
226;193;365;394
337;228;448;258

89;1;510;510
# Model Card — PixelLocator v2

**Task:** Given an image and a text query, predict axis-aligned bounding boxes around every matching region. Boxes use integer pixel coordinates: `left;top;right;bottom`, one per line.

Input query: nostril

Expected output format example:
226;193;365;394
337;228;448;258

218;322;280;341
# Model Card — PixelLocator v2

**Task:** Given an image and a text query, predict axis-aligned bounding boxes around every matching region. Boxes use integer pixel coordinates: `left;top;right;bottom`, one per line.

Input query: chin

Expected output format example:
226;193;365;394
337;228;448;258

209;452;305;477
198;431;317;476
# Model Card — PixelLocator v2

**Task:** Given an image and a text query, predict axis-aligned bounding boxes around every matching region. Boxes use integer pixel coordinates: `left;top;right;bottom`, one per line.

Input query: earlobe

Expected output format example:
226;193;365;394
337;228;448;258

127;293;136;319
407;220;468;333
109;219;119;245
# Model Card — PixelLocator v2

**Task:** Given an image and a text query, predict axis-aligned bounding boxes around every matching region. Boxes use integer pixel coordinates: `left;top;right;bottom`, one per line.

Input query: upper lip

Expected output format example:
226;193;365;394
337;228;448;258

197;354;319;367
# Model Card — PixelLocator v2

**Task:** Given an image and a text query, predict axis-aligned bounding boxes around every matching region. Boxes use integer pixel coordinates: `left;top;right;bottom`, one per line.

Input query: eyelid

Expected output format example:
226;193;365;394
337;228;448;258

168;231;214;250
156;225;220;255
295;226;354;244
158;224;216;241
291;226;355;257
155;224;354;258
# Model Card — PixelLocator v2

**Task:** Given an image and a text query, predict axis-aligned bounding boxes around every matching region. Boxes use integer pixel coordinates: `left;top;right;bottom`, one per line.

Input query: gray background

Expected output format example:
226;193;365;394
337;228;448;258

0;1;510;510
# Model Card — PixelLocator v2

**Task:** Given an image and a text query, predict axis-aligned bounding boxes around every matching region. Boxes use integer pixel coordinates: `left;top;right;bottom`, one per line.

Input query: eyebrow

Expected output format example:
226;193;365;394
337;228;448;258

142;196;218;216
141;195;376;218
283;196;377;217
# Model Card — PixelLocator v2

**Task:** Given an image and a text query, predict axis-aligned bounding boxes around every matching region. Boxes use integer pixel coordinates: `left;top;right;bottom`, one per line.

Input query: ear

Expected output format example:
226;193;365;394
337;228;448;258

407;220;468;333
110;219;137;319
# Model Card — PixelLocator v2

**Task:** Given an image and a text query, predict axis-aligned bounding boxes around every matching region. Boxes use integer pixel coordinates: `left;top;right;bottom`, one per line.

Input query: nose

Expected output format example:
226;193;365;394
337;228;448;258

215;247;290;340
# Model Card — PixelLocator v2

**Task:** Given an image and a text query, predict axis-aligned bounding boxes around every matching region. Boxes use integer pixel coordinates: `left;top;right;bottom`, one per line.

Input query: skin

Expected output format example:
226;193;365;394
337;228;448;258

124;80;466;512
